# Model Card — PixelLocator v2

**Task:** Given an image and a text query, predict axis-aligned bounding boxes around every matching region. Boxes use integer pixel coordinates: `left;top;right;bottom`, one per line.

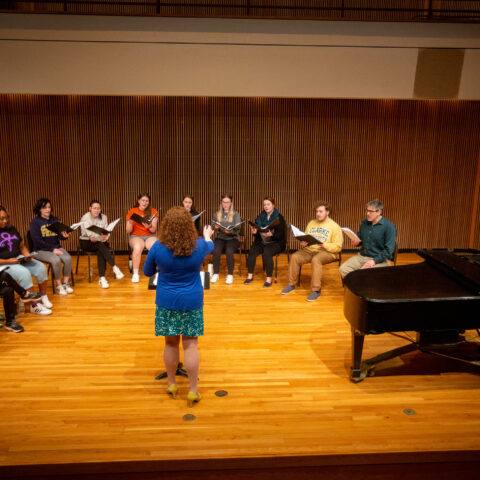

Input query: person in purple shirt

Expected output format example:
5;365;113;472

0;205;52;316
144;206;213;408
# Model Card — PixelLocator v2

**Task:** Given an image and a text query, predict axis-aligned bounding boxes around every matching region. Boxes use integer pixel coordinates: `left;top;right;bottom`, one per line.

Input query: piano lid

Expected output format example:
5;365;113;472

417;249;480;294
343;250;480;303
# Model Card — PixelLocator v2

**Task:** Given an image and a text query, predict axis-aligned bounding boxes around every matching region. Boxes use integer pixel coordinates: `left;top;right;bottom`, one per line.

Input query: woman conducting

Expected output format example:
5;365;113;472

143;207;213;407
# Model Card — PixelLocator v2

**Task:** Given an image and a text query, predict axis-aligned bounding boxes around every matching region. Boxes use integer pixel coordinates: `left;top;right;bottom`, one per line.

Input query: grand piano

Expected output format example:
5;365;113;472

343;250;480;382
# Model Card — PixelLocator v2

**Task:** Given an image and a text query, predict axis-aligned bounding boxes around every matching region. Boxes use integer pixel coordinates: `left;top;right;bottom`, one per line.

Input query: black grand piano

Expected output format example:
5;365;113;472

343;250;480;382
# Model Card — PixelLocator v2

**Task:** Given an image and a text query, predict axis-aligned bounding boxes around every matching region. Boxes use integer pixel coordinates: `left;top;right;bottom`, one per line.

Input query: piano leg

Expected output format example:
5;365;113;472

350;329;418;383
350;329;365;382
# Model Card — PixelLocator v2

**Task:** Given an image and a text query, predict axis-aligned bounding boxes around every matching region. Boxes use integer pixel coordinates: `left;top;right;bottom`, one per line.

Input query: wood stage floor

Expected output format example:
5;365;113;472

0;253;479;479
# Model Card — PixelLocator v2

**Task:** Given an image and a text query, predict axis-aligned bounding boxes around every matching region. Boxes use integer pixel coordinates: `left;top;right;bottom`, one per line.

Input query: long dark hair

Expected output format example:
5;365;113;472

33;198;52;217
136;193;152;219
182;195;196;212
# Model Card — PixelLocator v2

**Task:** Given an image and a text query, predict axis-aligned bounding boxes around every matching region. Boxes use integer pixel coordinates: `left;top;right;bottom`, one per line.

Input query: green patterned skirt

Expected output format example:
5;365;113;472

155;306;204;337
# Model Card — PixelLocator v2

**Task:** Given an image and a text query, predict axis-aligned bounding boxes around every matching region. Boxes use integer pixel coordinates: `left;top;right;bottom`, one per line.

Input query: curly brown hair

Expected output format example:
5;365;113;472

159;206;198;256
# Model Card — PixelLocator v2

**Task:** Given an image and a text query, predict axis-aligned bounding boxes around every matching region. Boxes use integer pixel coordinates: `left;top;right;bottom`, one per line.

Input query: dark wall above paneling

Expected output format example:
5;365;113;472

4;1;480;22
1;95;479;252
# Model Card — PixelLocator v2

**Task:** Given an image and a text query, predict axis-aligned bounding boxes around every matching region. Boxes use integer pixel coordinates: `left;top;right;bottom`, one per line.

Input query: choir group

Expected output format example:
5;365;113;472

0;194;396;335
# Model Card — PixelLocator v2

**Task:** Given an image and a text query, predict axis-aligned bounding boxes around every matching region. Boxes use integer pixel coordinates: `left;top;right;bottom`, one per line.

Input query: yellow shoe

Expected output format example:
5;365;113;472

167;384;178;399
187;391;201;407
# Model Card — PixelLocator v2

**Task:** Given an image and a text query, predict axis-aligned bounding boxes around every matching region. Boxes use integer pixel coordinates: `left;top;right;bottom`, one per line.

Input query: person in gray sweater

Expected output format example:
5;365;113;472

211;194;242;285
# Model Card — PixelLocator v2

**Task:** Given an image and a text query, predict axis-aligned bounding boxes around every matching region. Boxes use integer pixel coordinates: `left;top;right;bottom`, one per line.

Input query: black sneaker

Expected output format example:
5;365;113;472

21;291;43;303
5;320;24;333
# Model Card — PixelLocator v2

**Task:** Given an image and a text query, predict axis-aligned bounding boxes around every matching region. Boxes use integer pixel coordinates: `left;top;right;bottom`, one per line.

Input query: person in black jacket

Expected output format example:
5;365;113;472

245;197;286;288
182;195;202;236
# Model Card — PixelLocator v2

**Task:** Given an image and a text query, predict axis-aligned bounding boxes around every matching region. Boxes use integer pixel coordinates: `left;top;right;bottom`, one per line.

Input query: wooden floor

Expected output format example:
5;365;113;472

0;253;479;479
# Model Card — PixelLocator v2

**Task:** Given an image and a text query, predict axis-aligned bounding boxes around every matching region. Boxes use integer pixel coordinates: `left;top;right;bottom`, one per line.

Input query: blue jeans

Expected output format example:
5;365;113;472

6;259;48;289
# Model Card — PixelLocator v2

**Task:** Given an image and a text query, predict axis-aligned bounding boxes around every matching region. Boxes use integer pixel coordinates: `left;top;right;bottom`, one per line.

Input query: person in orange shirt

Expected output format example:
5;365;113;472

126;193;159;283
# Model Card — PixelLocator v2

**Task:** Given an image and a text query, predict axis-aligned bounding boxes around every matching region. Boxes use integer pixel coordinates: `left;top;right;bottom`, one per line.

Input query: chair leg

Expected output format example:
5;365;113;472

49;265;55;294
87;254;92;283
297;265;302;287
238;247;242;276
75;251;80;274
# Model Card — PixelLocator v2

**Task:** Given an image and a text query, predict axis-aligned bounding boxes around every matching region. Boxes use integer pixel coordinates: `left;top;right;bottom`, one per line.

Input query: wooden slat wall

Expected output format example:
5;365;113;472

1;95;479;252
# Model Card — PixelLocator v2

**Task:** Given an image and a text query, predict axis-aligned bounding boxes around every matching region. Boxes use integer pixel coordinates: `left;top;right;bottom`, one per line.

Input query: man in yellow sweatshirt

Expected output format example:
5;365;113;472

282;201;343;301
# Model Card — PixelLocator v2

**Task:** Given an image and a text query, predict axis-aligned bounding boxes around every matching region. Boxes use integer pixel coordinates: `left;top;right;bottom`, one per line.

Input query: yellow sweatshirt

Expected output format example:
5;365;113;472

304;217;343;256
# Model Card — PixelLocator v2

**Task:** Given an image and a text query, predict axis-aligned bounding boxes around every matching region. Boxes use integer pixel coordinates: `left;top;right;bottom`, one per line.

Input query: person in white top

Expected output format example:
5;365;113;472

79;200;124;288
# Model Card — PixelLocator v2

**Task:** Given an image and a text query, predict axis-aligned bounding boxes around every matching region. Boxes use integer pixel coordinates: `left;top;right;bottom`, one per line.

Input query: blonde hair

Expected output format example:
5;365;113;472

216;193;234;223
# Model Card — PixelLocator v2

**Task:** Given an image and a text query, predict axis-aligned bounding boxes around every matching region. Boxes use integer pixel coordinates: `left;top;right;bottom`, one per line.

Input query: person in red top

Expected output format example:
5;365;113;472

126;193;159;283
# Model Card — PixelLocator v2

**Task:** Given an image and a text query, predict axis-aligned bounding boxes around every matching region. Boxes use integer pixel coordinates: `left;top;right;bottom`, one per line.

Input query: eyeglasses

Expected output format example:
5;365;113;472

366;209;378;213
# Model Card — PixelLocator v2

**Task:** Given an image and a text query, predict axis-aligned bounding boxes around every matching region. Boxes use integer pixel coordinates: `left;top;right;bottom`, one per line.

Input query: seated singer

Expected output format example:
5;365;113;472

211;193;242;285
281;201;343;302
339;198;396;279
79;200;124;289
245;197;286;288
30;198;74;296
0;205;51;315
126;193;159;283
182;195;202;236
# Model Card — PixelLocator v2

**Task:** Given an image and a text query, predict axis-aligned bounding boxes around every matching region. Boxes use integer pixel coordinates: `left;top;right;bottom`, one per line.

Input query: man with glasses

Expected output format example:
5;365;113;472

339;199;396;279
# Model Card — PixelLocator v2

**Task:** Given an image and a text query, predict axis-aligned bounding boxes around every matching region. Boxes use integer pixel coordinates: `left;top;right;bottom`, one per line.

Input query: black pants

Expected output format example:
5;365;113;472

212;238;239;275
80;240;115;277
0;285;16;322
246;242;283;277
0;271;26;297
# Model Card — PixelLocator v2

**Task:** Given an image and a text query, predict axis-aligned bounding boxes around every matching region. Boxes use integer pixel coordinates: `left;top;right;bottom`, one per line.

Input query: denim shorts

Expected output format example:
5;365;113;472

129;235;157;242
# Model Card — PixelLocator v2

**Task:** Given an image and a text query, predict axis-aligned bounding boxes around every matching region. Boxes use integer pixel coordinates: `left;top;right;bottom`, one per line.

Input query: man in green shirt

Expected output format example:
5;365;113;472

339;199;396;279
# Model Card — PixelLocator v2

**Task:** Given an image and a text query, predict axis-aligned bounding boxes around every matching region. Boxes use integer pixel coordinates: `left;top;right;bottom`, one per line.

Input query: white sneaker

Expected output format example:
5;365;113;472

131;273;140;283
55;285;67;295
30;303;52;315
211;274;219;283
226;274;233;284
42;295;53;309
99;277;110;289
113;266;124;279
63;283;74;294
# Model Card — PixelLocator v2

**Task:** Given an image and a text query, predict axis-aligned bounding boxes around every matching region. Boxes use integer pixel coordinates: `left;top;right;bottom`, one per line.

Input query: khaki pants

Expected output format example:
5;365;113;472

339;253;390;279
288;249;335;291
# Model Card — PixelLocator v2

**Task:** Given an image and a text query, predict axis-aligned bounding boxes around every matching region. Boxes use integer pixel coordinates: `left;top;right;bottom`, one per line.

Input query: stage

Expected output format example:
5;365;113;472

0;253;479;479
